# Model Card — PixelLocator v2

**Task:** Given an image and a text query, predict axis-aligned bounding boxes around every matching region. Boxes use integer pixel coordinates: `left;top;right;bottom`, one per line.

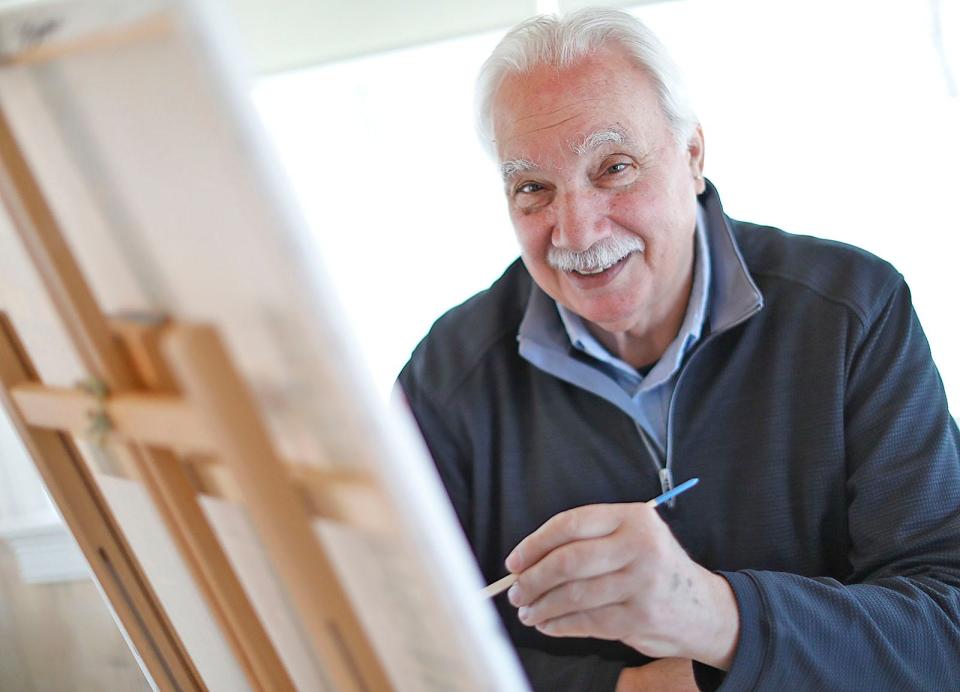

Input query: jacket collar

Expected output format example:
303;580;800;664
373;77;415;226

698;179;764;333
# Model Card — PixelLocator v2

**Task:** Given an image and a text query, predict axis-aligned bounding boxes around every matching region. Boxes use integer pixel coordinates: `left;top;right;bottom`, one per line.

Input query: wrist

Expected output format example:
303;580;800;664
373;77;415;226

691;571;739;669
620;566;739;668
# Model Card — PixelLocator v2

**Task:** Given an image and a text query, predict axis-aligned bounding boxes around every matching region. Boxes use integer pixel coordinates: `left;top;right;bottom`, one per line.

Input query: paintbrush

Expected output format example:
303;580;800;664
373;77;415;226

480;477;700;599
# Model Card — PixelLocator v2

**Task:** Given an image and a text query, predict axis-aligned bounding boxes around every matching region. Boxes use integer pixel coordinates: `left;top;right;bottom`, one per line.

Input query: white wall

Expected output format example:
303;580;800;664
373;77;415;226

0;408;55;524
252;30;515;395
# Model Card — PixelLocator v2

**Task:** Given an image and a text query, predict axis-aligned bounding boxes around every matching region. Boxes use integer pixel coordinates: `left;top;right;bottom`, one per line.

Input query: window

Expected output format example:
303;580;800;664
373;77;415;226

253;0;959;410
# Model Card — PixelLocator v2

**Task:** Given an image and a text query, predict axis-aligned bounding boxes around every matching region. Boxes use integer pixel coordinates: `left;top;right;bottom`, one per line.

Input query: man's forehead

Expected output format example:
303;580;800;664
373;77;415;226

493;51;664;165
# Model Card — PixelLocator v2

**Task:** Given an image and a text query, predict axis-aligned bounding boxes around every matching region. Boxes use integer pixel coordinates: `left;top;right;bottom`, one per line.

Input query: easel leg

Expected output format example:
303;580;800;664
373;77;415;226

0;314;204;692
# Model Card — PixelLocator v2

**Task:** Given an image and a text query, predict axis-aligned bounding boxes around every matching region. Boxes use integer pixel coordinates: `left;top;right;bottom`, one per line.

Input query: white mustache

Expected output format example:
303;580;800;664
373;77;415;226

547;235;645;273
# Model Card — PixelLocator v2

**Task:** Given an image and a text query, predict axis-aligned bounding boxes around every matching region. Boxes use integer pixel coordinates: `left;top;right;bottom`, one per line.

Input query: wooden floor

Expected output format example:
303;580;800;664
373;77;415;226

0;541;149;691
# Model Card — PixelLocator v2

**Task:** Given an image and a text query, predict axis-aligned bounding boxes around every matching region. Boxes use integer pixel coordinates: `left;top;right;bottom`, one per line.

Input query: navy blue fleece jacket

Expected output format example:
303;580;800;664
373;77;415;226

399;187;960;691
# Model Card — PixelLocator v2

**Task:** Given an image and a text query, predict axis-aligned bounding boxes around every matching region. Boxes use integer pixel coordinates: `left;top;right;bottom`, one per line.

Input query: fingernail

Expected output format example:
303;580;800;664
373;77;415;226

505;551;519;572
518;606;530;624
507;584;519;605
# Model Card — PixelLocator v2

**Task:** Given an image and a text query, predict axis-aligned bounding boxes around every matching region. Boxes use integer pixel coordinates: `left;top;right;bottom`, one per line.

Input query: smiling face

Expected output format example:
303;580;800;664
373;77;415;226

493;47;705;352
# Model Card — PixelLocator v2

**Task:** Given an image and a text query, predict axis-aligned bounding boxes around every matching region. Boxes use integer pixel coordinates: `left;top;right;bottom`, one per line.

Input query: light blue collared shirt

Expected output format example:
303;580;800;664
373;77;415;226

555;206;711;451
517;198;761;456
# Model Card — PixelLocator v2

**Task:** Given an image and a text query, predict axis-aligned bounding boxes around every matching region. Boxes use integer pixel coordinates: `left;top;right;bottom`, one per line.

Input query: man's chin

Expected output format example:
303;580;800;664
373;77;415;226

566;301;643;335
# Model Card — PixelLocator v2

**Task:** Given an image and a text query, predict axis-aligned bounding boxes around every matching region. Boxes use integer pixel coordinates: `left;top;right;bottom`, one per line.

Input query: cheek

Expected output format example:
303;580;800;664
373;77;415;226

611;182;692;244
512;217;552;258
609;191;666;241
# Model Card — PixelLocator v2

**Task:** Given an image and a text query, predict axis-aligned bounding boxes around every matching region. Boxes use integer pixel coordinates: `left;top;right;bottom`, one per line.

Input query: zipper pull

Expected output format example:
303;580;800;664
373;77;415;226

658;467;676;508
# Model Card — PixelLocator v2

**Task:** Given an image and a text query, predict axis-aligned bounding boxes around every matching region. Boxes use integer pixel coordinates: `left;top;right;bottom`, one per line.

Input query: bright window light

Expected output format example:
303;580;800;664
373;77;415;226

252;0;959;413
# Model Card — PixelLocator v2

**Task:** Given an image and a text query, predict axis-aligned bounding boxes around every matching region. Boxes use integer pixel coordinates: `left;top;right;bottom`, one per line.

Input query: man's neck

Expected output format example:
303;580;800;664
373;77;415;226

585;268;694;370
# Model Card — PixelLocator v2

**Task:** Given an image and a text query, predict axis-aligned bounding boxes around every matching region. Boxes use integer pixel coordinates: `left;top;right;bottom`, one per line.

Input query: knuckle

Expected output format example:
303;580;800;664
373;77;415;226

558;509;580;536
584;609;614;640
553;613;581;637
603;571;626;602
538;619;559;636
617;506;649;542
589;540;618;572
566;579;585;607
606;531;638;568
553;548;574;574
629;502;656;527
640;536;665;564
514;574;535;602
650;530;677;563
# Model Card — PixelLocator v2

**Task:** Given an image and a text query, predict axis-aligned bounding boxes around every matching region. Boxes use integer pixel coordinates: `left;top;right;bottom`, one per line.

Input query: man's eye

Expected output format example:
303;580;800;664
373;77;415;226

597;159;639;187
516;182;544;195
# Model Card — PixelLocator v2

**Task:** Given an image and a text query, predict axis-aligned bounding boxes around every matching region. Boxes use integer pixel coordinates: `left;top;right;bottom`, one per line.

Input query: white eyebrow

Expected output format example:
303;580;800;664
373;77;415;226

572;128;630;156
500;158;538;181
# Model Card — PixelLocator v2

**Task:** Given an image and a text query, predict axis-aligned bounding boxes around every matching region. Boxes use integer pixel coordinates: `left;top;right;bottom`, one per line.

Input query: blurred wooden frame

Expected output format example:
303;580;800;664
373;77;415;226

0;32;395;692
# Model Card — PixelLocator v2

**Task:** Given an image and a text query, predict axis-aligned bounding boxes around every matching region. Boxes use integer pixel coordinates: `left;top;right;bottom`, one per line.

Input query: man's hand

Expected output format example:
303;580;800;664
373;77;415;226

615;659;697;692
505;502;739;669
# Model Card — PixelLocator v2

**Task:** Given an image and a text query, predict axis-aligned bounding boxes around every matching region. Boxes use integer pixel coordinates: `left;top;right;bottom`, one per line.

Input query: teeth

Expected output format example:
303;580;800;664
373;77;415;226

575;258;621;275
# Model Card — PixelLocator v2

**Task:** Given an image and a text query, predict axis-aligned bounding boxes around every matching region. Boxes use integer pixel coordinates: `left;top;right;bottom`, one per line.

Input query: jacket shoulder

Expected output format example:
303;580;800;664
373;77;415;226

730;219;903;325
399;259;530;403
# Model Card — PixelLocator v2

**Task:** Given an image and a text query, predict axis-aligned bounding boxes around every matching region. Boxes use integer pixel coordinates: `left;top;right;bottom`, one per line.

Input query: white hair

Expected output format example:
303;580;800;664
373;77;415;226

476;8;699;157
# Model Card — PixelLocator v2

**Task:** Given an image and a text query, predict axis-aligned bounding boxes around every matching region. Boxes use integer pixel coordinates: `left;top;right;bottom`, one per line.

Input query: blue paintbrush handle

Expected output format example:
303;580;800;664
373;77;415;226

648;477;699;507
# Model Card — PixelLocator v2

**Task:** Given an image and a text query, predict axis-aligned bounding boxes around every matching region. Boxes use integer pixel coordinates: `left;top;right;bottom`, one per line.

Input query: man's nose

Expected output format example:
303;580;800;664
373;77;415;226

550;188;609;252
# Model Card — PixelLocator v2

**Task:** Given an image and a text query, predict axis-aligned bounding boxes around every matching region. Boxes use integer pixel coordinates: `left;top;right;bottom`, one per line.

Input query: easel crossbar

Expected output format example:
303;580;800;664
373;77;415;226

8;378;388;532
11;383;212;451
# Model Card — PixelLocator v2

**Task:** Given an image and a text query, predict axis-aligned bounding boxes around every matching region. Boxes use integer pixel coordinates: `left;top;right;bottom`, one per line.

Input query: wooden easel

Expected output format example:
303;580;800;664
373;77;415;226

0;61;394;692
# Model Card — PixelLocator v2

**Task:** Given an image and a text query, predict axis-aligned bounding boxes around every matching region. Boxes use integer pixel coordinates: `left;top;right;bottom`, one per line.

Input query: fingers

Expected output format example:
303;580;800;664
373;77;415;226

516;568;632;627
503;502;730;663
506;503;633;573
508;532;634;607
533;601;638;642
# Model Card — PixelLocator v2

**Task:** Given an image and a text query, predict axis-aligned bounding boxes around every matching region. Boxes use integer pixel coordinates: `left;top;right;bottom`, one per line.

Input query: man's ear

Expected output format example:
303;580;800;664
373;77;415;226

687;124;705;193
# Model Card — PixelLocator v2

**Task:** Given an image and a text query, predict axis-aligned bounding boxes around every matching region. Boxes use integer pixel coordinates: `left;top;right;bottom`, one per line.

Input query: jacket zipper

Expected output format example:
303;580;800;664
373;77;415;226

634;420;673;499
639;303;762;508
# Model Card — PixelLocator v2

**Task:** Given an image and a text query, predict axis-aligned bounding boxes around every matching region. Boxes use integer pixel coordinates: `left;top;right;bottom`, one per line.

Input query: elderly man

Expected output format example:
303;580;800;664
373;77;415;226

398;8;960;691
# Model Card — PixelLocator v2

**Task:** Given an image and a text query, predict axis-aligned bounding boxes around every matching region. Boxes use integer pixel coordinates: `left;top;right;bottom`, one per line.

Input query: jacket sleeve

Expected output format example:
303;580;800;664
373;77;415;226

398;368;626;692
703;278;960;690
